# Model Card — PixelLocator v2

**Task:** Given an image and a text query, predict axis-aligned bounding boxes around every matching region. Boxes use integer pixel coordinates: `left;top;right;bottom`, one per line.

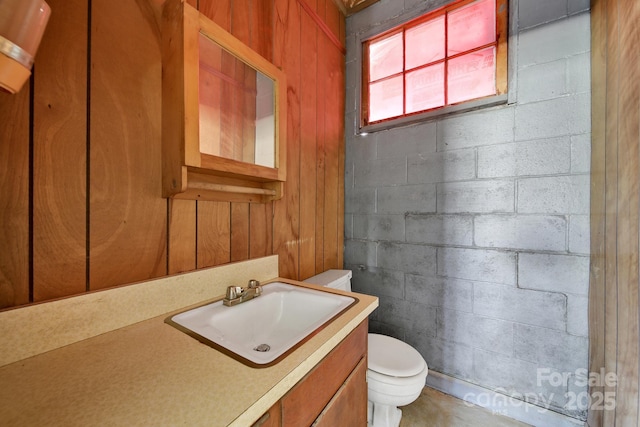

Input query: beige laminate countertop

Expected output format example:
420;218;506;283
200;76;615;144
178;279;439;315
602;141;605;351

0;278;378;426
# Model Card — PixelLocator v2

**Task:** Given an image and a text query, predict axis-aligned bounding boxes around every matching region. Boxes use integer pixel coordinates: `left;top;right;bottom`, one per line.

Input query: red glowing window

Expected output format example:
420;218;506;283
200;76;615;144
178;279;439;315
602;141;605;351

362;0;508;127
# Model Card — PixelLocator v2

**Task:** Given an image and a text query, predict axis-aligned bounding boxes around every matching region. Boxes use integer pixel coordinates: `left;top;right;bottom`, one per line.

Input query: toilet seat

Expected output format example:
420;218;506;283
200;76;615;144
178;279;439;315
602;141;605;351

368;333;426;377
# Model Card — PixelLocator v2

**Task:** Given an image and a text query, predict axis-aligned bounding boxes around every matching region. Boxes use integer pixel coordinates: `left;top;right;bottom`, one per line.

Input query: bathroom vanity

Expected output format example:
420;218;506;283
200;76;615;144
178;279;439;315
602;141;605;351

0;256;378;425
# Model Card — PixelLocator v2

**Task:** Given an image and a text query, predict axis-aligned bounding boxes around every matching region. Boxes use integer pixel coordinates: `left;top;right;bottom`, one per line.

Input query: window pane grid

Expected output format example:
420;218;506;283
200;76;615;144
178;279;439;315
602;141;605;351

364;0;505;126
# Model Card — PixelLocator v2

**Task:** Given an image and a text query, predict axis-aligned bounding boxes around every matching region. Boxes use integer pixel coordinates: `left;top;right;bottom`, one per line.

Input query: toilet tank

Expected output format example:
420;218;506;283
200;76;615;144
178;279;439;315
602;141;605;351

304;269;352;292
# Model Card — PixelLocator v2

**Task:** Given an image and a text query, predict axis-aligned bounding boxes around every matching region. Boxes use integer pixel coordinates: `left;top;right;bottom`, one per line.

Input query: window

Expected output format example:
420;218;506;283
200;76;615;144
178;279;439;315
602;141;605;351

361;0;508;128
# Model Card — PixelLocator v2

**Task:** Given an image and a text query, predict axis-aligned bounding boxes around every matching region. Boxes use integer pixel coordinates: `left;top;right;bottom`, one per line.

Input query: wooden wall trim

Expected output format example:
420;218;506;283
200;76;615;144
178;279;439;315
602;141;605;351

297;0;346;54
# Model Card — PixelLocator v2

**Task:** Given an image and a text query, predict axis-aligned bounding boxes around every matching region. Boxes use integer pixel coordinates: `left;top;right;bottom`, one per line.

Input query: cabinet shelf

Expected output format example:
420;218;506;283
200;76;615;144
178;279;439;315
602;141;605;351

161;0;287;203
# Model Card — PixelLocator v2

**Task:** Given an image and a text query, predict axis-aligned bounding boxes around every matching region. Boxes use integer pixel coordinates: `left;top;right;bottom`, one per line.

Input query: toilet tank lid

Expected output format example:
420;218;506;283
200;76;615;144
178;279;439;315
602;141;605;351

368;333;427;377
304;269;352;287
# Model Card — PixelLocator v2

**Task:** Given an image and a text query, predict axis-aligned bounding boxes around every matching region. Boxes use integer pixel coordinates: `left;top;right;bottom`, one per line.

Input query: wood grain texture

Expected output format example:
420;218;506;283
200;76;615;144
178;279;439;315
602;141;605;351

322;37;343;270
0;71;29;308
273;0;302;279
0;0;346;310
32;0;87;301
589;0;640;425
281;320;367;426
299;9;318;280
168;199;196;274
197;201;231;268
587;0;606;425
313;357;367;427
89;0;167;289
612;0;640;423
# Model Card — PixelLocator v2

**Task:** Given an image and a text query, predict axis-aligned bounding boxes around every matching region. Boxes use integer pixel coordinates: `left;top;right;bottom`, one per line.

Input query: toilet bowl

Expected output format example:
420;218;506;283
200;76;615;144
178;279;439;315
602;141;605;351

305;270;428;427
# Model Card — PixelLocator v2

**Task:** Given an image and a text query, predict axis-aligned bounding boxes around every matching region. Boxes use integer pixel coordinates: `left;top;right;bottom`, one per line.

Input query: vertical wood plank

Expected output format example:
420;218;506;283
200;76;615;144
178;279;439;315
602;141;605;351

589;0;640;425
299;8;318;279
229;0;253;263
249;0;275;260
615;0;640;423
199;0;231;30
32;0;88;301
197;202;231;268
274;0;302;279
168;199;196;274
602;0;620;424
587;0;607;424
322;38;343;270
231;203;250;261
89;0;167;289
253;0;274;60
315;5;327;275
0;74;30;308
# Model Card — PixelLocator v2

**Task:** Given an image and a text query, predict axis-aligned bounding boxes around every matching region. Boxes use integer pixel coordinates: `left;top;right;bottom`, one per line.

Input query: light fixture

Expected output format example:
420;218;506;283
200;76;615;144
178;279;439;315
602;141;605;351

0;0;51;94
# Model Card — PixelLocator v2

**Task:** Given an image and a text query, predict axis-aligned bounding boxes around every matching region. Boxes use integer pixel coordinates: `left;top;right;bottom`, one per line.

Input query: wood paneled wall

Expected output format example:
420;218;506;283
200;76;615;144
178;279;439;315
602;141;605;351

589;0;640;425
0;0;345;309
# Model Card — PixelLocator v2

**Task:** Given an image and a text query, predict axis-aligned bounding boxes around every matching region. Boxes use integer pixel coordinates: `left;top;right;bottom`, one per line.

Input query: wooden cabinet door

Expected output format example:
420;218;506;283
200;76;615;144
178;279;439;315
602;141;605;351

252;401;282;427
282;321;367;426
313;357;368;426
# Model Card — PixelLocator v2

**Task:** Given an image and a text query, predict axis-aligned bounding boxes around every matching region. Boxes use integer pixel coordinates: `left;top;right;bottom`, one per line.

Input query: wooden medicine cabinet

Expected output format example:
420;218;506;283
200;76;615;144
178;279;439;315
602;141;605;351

162;0;287;203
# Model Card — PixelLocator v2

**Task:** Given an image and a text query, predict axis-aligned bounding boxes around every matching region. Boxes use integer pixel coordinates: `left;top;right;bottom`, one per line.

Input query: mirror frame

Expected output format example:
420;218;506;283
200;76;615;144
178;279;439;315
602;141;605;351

162;0;287;203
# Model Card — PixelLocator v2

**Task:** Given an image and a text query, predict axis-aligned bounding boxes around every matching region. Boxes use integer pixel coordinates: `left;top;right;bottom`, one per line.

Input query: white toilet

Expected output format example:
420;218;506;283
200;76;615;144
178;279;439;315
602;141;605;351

305;269;428;427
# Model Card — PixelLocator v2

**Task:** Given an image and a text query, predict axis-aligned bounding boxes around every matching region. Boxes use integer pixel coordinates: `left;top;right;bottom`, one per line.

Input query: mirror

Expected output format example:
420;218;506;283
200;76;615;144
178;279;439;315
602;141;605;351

161;0;287;203
198;33;276;168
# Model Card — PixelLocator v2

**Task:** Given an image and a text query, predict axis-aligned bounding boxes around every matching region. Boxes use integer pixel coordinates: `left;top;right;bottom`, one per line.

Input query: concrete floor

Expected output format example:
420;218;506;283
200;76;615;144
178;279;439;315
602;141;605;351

399;387;532;427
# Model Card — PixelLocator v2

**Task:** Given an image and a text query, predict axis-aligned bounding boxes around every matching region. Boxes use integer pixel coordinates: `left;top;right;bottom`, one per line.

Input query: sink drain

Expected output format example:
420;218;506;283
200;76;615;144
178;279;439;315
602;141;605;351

254;343;271;352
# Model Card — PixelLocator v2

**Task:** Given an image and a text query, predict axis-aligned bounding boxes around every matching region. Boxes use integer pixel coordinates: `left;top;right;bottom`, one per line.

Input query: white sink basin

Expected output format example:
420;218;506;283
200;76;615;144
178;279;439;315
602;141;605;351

167;281;356;366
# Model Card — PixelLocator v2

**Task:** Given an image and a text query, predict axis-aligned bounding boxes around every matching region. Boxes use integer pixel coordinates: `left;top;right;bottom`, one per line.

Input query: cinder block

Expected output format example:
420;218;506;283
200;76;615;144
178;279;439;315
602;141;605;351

377;122;437;159
517;175;590;214
472;349;568;409
406;214;473;246
519;253;589;295
344;214;353;239
478;137;571;178
474;214;567;252
345;63;358;113
350;265;405;299
474;283;567;330
436;107;514;151
379;242;437;276
405;274;473;312
377;184;436;214
376;295;437;334
569;0;590;14
518;0;568;30
514;93;591;141
438;247;517;285
567;294;588;337
437;180;515;213
408;149;476;184
518;13;590;67
347;134;377;165
347;0;404;34
514;324;588;373
437;309;514;356
344;239;377;267
352;214;405;241
354;157;407;187
567;52;591;95
408;332;474;380
345;187;375;214
368;319;405;341
517;59;567;104
345;34;357;64
571;133;591;174
569;215;590;254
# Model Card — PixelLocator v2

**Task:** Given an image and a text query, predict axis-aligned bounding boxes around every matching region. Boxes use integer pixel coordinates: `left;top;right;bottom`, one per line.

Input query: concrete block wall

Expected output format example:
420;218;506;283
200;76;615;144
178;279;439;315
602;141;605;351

344;0;590;420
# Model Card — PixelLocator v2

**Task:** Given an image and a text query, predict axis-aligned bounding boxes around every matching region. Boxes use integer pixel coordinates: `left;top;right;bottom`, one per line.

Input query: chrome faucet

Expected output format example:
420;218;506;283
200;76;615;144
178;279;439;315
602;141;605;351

223;279;262;306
